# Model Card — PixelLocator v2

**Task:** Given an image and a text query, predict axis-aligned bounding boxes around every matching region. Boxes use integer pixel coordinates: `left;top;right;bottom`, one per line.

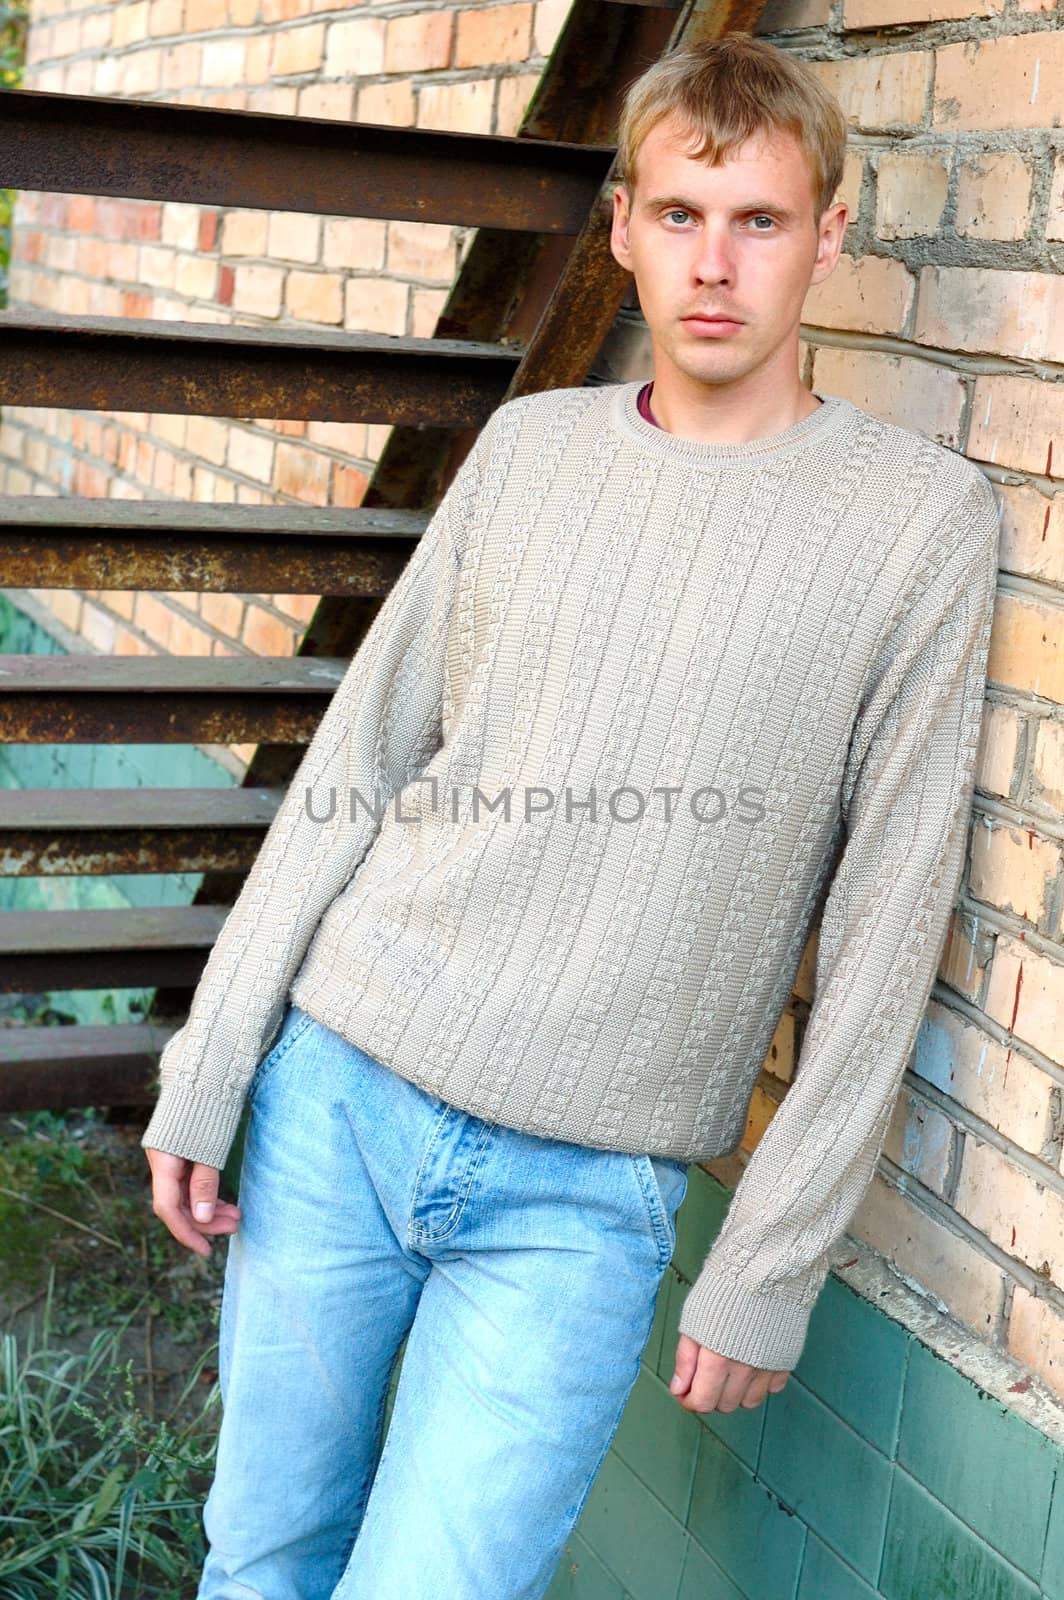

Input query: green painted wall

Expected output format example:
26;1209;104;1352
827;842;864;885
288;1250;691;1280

0;592;237;1030
546;1163;1064;1600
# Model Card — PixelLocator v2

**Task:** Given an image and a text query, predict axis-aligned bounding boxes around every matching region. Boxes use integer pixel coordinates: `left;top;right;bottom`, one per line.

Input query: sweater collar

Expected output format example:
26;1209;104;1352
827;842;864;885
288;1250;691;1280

611;379;856;469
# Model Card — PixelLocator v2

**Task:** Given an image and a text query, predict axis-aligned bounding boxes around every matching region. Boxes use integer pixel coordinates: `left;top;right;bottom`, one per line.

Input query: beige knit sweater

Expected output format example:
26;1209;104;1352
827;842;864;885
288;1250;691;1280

141;380;1001;1371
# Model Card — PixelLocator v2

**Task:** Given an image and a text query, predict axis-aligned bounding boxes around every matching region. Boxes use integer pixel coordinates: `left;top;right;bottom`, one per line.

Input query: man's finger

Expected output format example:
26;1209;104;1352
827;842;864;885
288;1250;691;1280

147;1149;212;1258
189;1161;222;1224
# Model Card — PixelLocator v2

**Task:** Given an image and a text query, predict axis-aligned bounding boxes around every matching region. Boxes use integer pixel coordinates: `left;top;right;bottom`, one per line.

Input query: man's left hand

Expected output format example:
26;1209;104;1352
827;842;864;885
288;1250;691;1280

669;1333;790;1413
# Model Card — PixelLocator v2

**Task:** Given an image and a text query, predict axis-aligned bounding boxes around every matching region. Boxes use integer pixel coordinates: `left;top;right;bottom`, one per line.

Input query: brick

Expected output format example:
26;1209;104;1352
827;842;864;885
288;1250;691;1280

914;267;1064;364
185;412;228;467
809;52;930;131
297;82;355;120
161;200;200;251
496;69;540;136
875;149;950;240
1033;720;1064;816
202;37;246;87
852;1170;1006;1339
275;439;332;502
968;373;1064;480
916;1000;1056;1158
226;426;275;484
232;262;285;317
162;39;203;89
272;593;319;624
285;269;343;323
955;1138;1064;1282
332;461;370;506
124;49;162;96
344;274;408;335
802;253;915;336
454;3;532;68
410;285;448;337
271;22;325;77
175;253;218;300
221;209;269;257
811;347;964;447
185;0;224;27
201;592;246;637
940;909;993;1004
323;215;387;270
975;702;1022;800
417;77;496;133
324;17;386;77
845;0;1002;20
383;10;452;73
992;482;1064;587
1049;156;1064;242
245;32;272;85
987;590;1064;704
970;817;1058;929
267;210;322;264
882;1084;952;1196
955;153;1032;242
533;0;571;56
134;592;176;650
357;79;416;125
149;0;183;36
1007;1286;1064;1402
168;610;215;655
934;33;1064;132
114;0;150;47
42;591;83;633
386;219;456;281
242;603;300;655
755;0;830;29
986;934;1064;1071
306;419;367;454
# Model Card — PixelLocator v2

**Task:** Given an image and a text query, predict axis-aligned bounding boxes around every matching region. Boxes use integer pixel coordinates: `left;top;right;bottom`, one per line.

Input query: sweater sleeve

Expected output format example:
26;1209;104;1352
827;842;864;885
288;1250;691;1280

139;425;489;1171
676;471;1002;1373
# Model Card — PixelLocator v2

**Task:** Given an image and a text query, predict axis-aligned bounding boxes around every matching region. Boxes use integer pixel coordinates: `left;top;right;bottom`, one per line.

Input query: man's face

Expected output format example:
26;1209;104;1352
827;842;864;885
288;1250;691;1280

609;113;846;390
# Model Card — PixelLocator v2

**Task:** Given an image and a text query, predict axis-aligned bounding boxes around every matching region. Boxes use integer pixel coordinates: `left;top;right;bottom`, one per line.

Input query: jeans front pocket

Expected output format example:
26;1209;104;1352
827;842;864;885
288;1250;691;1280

246;1004;315;1107
631;1154;689;1271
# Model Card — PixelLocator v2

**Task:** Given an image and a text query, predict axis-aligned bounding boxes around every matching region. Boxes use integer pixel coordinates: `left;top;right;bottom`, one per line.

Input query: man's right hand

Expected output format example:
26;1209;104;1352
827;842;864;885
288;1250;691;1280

144;1146;242;1258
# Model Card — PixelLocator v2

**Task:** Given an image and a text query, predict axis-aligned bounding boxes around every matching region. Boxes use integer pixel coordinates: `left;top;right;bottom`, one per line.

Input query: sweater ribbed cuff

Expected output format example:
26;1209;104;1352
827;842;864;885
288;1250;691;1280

676;1268;816;1373
139;1078;246;1173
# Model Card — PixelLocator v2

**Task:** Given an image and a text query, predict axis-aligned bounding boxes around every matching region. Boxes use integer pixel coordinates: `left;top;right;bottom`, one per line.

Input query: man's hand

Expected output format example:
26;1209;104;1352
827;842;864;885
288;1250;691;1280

144;1146;242;1259
669;1333;790;1413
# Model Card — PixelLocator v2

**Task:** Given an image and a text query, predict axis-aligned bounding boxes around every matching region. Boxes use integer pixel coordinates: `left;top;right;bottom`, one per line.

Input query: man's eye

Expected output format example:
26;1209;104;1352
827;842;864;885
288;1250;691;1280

749;215;776;230
665;209;691;225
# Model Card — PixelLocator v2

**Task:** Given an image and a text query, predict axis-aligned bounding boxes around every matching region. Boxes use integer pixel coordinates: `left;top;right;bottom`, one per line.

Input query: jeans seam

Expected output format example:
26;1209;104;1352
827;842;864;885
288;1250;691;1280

409;1118;494;1245
632;1155;674;1273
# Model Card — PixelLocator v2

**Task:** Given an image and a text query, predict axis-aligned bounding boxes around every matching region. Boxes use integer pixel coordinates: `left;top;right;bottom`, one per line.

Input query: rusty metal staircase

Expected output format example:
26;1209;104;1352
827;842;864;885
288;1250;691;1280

0;0;766;1115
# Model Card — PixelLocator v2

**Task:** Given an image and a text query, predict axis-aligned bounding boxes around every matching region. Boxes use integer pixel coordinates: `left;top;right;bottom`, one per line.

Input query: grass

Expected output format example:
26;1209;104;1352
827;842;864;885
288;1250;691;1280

0;1093;230;1597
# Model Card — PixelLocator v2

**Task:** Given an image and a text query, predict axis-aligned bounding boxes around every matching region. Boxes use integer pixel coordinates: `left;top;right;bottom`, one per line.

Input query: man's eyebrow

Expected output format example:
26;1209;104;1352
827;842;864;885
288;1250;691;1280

641;194;801;223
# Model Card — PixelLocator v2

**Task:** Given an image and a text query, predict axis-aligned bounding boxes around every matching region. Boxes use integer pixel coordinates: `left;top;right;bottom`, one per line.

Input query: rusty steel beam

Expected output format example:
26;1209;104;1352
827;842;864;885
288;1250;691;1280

0;906;227;991
0;311;520;424
0;1022;178;1112
0;88;615;234
0;655;346;743
0;786;284;876
0;496;428;592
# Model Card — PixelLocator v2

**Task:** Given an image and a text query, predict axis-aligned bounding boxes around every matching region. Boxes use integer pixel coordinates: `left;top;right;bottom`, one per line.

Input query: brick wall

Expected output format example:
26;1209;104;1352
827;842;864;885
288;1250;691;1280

6;0;1064;1405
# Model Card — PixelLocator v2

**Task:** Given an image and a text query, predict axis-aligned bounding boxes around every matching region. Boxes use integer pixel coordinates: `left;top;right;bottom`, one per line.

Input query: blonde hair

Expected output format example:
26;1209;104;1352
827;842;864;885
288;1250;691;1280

614;32;848;222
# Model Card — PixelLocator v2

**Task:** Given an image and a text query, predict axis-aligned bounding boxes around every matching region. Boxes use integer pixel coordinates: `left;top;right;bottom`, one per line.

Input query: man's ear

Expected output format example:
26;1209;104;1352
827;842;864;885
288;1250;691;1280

609;184;633;273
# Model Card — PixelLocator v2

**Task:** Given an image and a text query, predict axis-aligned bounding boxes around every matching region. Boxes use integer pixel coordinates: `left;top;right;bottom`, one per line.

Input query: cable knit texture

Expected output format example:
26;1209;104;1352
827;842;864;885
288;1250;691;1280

141;380;1002;1372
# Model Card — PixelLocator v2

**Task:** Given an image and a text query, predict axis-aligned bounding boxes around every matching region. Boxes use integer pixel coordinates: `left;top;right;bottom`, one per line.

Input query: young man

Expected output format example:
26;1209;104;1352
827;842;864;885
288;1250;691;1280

142;31;1001;1600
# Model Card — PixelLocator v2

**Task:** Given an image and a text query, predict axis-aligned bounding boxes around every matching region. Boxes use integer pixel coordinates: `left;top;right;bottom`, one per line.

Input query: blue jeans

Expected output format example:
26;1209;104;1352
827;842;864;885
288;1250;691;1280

196;1003;689;1600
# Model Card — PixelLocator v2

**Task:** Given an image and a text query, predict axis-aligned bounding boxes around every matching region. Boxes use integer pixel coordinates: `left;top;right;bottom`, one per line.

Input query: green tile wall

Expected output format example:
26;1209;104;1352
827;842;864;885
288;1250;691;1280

546;1164;1064;1600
